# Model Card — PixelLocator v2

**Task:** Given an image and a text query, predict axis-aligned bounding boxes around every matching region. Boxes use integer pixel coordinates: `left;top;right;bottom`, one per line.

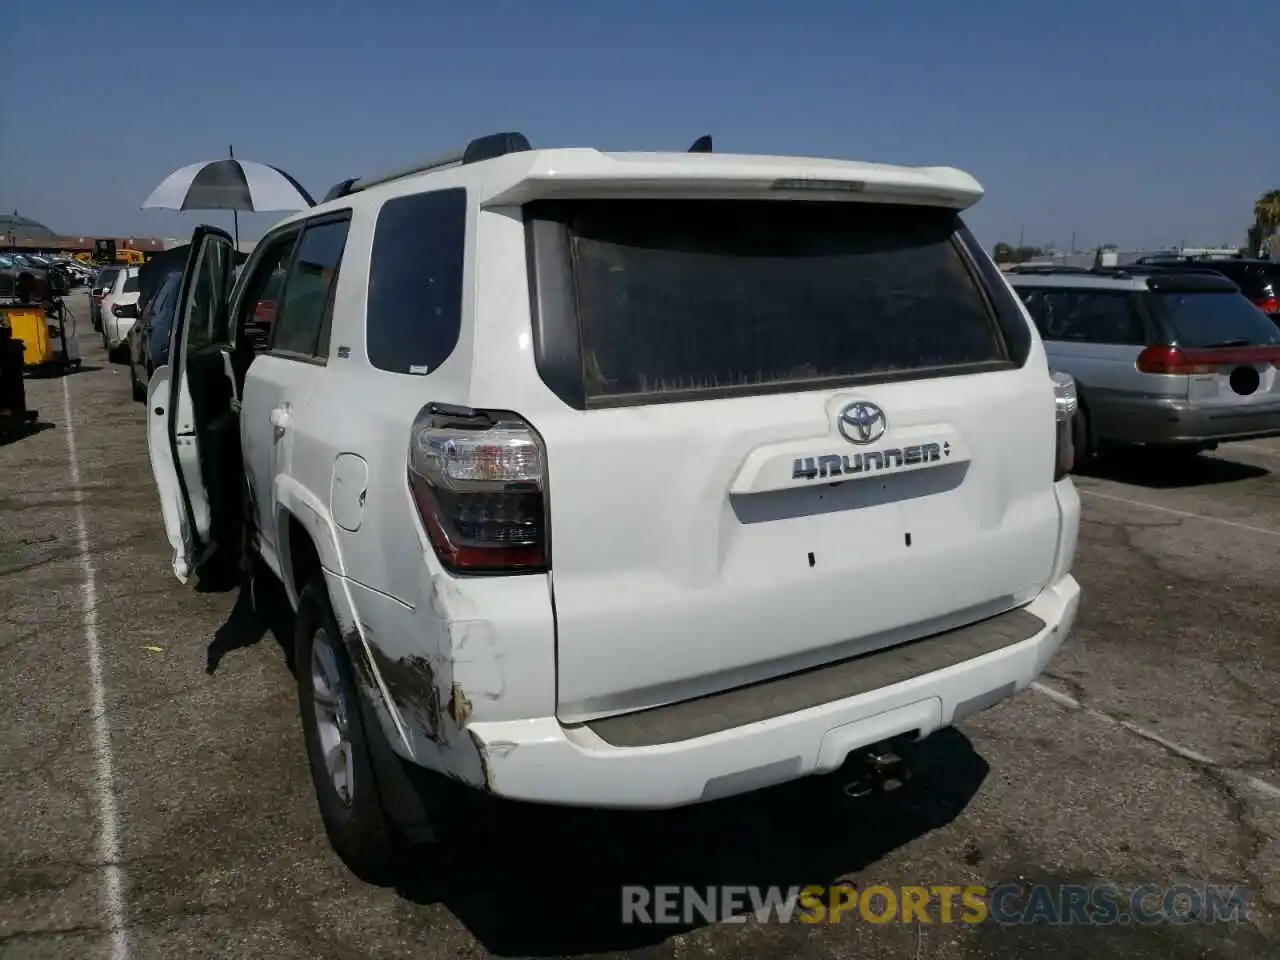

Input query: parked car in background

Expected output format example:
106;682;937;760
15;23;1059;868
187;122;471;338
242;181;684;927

0;252;51;302
90;266;122;331
127;270;181;401
1007;264;1280;467
100;266;141;359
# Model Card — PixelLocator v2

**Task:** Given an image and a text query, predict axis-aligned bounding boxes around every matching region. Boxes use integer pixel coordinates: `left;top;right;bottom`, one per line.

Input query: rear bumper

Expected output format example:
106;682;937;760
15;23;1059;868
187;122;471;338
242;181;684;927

1099;395;1280;445
470;573;1080;808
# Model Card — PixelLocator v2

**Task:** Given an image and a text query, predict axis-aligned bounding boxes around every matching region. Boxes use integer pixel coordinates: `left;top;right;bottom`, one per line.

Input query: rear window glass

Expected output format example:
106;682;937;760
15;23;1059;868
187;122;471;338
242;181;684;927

99;269;119;287
123;274;140;293
1153;292;1280;347
562;199;1006;401
366;187;467;375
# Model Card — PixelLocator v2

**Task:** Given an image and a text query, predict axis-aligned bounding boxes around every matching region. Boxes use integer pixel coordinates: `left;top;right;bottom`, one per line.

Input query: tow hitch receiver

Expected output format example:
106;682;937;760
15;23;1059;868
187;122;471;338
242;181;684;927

841;744;914;798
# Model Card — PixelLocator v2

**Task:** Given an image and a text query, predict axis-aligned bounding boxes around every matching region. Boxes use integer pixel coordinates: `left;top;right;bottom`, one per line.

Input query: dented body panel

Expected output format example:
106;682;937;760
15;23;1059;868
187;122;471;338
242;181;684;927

323;565;555;790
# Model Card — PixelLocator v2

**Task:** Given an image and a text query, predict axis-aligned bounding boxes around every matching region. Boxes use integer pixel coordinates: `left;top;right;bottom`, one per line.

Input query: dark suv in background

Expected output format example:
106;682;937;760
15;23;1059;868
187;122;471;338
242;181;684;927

1137;256;1280;327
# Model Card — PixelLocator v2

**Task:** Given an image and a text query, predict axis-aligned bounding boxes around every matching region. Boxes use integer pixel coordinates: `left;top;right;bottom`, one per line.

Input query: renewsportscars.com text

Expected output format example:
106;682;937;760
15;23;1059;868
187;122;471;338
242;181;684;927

621;883;1251;926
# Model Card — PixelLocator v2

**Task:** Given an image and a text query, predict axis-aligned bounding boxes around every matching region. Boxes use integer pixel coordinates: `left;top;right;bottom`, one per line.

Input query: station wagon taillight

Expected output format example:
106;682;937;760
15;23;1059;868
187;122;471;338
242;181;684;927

1255;296;1280;315
1136;344;1280;375
407;404;548;574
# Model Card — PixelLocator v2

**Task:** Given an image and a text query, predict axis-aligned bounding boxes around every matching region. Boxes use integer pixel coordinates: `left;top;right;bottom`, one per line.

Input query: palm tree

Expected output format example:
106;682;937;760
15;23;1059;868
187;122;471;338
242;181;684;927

1252;190;1280;257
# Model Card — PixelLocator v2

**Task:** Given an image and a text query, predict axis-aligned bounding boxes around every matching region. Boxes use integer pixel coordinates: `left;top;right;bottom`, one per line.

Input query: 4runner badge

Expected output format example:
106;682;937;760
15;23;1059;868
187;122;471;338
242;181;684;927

791;441;952;482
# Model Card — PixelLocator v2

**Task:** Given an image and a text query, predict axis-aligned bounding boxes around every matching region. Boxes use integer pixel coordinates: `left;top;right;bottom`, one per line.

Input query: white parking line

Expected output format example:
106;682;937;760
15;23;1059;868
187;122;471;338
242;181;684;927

1079;488;1280;538
1226;443;1280;459
1031;682;1280;801
62;378;129;960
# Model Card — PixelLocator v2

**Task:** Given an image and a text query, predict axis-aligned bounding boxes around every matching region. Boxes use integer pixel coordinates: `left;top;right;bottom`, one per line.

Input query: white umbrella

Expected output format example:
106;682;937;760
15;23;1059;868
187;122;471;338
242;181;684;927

142;146;313;245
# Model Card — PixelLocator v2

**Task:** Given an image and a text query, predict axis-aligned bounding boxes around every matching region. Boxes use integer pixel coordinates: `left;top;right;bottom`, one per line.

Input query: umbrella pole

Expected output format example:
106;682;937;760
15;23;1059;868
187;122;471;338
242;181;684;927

229;144;240;251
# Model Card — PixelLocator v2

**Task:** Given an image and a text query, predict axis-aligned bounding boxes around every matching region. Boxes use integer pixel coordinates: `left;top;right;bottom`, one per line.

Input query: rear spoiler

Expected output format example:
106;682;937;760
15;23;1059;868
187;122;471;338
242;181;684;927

481;149;984;210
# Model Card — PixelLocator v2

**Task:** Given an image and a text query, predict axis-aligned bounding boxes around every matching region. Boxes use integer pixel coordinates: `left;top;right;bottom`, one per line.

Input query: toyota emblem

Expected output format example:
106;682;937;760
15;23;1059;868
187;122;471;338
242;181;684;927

837;401;888;445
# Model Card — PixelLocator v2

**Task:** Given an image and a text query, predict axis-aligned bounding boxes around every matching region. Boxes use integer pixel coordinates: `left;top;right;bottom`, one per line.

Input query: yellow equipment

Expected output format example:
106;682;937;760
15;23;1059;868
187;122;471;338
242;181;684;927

2;306;53;366
0;302;81;372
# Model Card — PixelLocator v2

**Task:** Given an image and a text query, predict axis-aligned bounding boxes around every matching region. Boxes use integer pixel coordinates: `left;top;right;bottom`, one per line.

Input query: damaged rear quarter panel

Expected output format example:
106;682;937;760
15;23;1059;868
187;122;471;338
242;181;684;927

329;567;557;792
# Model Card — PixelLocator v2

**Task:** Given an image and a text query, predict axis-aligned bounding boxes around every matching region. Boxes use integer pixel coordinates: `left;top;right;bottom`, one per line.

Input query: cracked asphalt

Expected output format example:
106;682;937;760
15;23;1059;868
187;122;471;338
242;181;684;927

2;292;1277;958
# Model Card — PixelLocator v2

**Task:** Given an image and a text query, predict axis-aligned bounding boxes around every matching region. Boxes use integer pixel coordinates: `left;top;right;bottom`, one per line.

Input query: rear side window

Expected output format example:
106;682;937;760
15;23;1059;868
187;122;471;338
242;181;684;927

1151;292;1280;347
1032;290;1145;345
99;268;119;289
123;274;140;293
272;217;350;359
541;199;1008;404
366;187;467;375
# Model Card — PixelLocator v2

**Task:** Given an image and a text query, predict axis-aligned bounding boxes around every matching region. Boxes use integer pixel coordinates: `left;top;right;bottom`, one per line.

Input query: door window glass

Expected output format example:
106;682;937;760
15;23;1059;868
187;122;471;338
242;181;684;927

272;218;350;359
235;232;298;354
183;237;233;353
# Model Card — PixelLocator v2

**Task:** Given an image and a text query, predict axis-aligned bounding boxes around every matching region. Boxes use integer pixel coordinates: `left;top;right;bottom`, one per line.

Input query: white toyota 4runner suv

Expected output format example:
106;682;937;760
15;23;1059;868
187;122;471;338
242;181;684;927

147;132;1082;880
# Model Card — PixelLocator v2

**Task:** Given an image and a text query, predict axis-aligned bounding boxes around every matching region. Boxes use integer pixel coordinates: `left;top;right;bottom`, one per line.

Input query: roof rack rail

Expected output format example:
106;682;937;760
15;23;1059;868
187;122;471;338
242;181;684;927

1005;264;1094;275
321;131;533;203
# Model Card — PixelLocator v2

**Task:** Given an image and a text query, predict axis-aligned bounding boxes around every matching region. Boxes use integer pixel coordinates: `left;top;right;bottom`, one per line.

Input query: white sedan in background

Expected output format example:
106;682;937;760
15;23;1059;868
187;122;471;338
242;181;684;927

100;266;141;359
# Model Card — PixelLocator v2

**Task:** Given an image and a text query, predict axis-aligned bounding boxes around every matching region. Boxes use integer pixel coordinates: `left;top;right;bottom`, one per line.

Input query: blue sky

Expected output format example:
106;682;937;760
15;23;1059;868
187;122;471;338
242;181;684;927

1;0;1274;249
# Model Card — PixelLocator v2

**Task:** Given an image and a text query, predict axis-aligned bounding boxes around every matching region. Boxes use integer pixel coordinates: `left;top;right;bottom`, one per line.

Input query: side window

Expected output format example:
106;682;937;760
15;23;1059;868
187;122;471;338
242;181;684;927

1039;291;1144;345
271;218;350;360
366;187;467;374
235;232;298;354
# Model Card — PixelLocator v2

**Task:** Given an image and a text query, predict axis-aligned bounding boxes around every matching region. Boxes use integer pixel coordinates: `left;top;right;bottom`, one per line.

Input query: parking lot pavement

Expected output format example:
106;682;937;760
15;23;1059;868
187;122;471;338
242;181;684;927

1;295;1277;958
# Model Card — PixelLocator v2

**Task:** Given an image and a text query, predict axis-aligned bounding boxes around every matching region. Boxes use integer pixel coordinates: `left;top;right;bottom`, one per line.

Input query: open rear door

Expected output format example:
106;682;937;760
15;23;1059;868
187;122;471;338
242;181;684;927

145;225;239;583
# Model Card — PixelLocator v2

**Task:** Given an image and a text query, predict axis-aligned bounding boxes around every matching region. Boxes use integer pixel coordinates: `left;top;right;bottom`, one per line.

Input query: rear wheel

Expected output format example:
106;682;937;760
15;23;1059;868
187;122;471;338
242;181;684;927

1069;401;1093;473
295;578;402;882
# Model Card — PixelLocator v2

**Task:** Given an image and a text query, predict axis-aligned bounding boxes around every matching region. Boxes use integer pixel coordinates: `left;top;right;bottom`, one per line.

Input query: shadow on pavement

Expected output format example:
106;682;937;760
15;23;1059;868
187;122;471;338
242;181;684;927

0;420;57;446
395;728;988;957
205;574;296;676
1084;449;1268;489
24;364;103;379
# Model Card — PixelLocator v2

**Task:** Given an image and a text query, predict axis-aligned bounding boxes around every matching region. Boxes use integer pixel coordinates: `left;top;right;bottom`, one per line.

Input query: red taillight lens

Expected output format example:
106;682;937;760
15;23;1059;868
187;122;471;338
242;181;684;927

408;405;548;574
1137;344;1280;374
1136;345;1215;374
1255;296;1280;314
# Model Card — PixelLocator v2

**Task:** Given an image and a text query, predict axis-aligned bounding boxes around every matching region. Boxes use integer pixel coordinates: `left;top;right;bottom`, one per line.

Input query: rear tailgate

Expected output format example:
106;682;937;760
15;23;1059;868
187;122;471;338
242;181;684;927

522;197;1062;723
1150;289;1280;409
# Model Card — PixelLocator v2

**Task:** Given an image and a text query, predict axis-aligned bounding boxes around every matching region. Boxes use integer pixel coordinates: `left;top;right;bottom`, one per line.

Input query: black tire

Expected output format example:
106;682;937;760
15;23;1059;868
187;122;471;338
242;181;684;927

1069;401;1093;473
294;578;402;882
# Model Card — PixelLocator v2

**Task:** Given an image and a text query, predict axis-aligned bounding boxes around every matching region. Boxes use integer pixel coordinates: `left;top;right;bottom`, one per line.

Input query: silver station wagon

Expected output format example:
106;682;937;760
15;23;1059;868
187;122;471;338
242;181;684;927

1006;264;1280;466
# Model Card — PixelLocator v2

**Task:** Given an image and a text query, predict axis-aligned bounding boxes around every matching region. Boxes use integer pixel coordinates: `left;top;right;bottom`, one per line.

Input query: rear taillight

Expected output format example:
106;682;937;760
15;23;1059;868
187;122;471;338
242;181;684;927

408;404;548;574
1255;296;1280;315
1051;372;1077;481
1136;344;1280;374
